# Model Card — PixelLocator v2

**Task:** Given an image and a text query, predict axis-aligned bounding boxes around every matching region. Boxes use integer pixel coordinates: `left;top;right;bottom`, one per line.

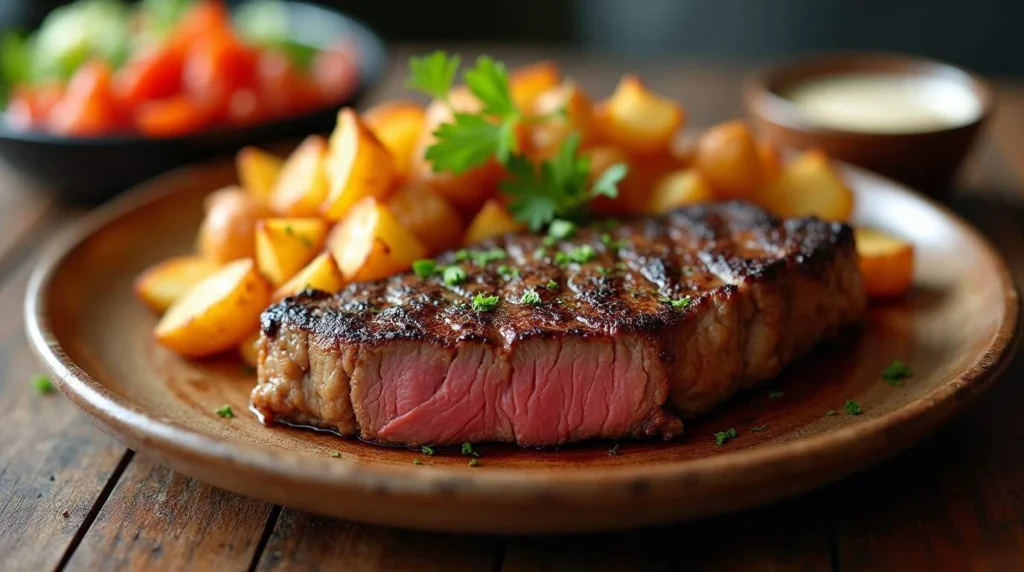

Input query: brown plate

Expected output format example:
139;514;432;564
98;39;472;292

25;158;1019;534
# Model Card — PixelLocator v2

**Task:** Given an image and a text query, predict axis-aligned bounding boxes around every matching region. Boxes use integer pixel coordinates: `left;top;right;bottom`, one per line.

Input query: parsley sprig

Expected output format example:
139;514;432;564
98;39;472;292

406;51;628;231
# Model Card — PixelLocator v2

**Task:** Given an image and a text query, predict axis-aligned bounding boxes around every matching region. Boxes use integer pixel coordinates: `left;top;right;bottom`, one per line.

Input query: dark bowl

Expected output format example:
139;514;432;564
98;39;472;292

744;52;993;194
0;1;387;204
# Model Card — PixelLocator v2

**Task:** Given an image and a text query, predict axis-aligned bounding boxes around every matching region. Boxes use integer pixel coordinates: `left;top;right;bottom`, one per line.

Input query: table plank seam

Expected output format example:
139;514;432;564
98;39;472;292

247;504;282;572
53;450;134;572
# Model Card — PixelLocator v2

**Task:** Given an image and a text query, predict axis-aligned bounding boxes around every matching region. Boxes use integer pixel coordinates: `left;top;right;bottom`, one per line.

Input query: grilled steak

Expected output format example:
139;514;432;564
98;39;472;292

253;201;865;447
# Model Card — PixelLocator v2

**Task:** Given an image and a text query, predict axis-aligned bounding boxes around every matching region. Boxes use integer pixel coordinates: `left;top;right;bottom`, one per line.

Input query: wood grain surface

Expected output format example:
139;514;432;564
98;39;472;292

2;48;1024;570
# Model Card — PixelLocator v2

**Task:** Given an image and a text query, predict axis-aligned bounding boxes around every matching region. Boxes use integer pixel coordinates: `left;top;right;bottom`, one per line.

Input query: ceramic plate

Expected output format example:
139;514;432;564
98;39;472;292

25;159;1018;533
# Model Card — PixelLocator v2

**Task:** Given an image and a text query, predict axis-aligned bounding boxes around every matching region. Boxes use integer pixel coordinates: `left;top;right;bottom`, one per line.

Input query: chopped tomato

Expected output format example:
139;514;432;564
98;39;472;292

225;88;266;126
312;46;358;103
134;95;213;138
48;61;124;136
115;43;186;109
257;49;323;117
184;34;258;121
168;0;232;49
6;84;64;130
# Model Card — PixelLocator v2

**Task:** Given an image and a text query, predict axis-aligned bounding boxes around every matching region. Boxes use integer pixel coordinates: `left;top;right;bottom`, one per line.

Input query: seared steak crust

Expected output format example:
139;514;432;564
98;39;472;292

254;202;864;446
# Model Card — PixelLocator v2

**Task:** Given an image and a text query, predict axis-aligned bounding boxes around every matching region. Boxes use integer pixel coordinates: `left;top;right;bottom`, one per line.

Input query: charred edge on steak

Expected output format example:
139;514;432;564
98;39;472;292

260;201;855;348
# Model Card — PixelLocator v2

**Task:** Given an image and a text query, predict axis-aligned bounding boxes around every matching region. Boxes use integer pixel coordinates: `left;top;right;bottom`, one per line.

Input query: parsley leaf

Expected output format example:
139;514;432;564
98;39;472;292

216;405;234;418
502;155;562;230
468;458;480;467
844;399;862;415
426;113;506;174
881;360;911;386
472;294;500;312
668;296;692;309
591;162;628;198
32;374;54;394
608;443;620;456
443;266;467;286
421;445;436;456
412;458;423;465
463;55;517;118
548;219;576;240
406;51;460;101
546;279;558;289
412;259;437;277
714;428;737;446
497;264;519;280
520;289;541;305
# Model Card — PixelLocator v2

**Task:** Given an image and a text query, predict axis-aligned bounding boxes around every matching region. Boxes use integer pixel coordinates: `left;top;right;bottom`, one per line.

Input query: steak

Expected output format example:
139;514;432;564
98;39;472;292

252;201;865;447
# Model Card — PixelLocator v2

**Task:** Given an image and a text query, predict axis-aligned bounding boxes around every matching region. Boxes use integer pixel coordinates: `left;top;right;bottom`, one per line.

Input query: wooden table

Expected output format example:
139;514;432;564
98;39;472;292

3;48;1024;571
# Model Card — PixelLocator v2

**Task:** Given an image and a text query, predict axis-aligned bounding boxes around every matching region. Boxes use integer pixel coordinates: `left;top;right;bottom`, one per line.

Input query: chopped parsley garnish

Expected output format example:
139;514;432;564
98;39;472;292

881;360;911;386
412;458;423;465
557;244;596;266
600;233;626;249
412;259;437;277
421;445;435;456
750;425;767;432
668;296;692;309
548;219;576;240
471;247;506;266
453;249;472;262
614;262;627;271
542;236;557;247
844;399;862;416
826;409;836;416
406;51;627;230
596;266;611;276
461;442;481;457
330;451;341;458
546;279;558;289
472;294;500;312
714;428;737;446
468;458;479;467
533;247;547;259
608;443;620;456
769;391;784;399
443;266;467;286
32;374;54;394
497;264;519;280
215;405;234;418
520;289;542;305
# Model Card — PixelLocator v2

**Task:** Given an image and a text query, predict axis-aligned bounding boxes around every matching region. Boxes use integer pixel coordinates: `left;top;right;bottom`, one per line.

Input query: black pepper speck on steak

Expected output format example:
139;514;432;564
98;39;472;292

252;201;865;446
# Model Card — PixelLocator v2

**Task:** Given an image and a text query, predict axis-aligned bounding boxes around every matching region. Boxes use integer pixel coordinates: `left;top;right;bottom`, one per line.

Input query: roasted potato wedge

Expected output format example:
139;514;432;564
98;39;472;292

464;199;525;245
694;120;764;200
758;140;783;183
591;150;683;216
322;108;398;221
273;251;346;301
236;146;283;201
386;182;465;253
597;75;685;155
155;258;271;358
196;186;271;264
255;218;329;286
134;255;220;313
411;87;503;213
757;149;854;221
510;61;561;115
364;100;427;179
328;198;427;282
856;228;914;299
646;169;714;214
268;135;329;217
528;81;594;159
238;330;261;369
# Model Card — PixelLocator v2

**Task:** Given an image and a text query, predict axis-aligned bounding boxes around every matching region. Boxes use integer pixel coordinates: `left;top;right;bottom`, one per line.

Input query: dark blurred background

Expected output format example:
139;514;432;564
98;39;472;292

2;0;1020;75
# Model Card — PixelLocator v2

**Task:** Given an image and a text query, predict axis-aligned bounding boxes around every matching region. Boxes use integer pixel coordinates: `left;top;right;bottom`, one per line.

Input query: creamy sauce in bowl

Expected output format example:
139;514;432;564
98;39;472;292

782;73;982;134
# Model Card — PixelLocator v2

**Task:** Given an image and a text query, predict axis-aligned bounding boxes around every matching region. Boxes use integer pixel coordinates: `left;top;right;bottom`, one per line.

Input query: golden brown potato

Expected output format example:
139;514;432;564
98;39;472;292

758;140;783;183
411;87;503;213
196;186;271;264
236;146;283;201
646;169;715;214
255;218;329;286
510;61;561;115
528;81;594;159
856;228;914;299
268;135;329;217
597;75;685;155
273;251;346;301
328;198;427;282
590;149;683;216
757;149;854;221
385;182;465;253
238;330;260;369
464;199;525;245
322;108;398;222
134;256;220;313
694;120;764;200
155;258;271;358
363;100;427;179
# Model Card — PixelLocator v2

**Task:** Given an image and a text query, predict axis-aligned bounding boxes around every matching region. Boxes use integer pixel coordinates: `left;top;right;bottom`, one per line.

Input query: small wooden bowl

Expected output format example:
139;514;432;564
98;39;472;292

745;53;993;194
